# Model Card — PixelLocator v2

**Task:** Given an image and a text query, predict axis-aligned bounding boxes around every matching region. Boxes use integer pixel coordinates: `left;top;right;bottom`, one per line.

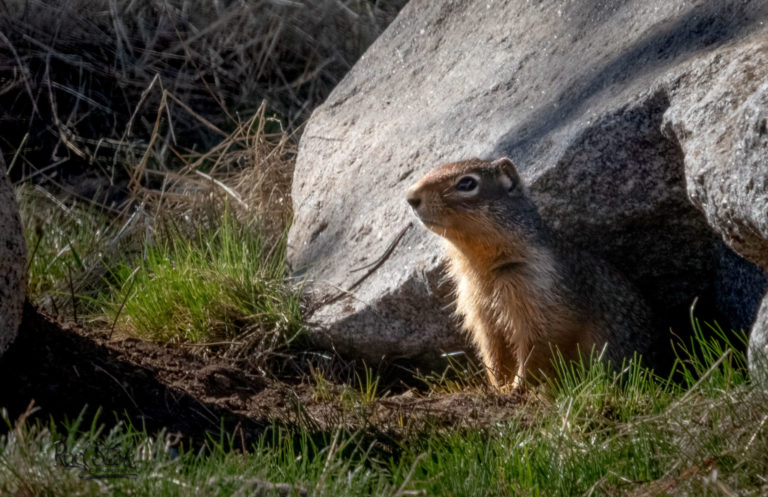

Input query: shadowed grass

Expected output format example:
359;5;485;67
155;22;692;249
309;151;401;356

16;184;127;313
0;407;409;497
672;315;749;394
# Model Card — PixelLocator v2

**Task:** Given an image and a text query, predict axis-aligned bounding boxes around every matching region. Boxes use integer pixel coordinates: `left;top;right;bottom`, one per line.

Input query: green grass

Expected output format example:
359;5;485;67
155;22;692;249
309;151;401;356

672;314;749;393
399;324;766;497
97;209;302;344
3;327;767;497
18;183;302;347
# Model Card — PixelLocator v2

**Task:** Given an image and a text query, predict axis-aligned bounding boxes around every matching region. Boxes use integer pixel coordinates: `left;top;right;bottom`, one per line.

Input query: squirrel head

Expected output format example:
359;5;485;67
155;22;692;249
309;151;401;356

406;157;545;259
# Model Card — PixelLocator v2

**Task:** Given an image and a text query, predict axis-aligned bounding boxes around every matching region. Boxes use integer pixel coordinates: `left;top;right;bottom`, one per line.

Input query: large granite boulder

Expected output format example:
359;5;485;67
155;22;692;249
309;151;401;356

664;43;768;270
288;0;768;366
0;155;26;358
663;38;768;381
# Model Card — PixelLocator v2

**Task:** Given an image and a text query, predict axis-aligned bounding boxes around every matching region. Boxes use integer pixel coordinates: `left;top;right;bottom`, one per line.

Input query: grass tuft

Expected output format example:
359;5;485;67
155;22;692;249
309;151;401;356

98;208;301;345
672;314;749;394
0;406;406;497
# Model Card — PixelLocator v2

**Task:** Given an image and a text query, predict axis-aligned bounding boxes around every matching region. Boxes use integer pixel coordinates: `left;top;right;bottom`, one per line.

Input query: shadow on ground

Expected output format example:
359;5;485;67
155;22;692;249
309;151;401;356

0;304;523;450
0;303;271;448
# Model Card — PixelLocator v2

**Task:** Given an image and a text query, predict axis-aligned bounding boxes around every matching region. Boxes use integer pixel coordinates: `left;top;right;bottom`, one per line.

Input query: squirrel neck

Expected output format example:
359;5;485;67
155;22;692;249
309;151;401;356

444;233;558;283
443;232;562;311
443;207;556;276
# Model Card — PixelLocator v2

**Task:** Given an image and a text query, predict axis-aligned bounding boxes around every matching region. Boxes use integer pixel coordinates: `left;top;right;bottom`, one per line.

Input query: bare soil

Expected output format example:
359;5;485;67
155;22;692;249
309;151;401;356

0;304;523;449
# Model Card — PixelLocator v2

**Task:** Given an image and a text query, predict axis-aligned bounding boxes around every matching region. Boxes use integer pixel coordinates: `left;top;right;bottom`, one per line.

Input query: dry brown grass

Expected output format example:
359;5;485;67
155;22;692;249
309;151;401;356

133;99;299;240
0;0;405;213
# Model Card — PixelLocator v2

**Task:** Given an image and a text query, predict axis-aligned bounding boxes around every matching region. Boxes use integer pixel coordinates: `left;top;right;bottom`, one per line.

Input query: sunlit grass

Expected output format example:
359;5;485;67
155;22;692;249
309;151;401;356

97;209;302;344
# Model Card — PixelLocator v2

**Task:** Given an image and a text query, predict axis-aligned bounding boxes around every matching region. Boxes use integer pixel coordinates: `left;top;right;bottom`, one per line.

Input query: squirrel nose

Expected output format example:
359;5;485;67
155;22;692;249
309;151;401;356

406;191;422;210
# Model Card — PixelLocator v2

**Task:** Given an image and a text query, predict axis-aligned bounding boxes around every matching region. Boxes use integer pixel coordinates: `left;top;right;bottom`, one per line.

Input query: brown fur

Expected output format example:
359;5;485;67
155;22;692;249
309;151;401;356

406;157;654;389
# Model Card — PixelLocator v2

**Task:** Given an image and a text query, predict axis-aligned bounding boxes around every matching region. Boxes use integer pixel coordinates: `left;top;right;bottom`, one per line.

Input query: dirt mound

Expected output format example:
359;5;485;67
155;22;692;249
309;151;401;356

0;304;522;449
1;304;267;446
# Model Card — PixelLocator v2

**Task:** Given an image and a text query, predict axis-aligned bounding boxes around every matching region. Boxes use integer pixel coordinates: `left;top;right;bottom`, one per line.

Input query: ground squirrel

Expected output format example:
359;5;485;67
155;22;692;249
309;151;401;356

406;157;655;389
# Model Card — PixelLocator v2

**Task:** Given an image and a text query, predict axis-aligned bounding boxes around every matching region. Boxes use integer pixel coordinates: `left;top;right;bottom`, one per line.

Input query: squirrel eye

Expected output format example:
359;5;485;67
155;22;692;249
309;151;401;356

455;176;478;192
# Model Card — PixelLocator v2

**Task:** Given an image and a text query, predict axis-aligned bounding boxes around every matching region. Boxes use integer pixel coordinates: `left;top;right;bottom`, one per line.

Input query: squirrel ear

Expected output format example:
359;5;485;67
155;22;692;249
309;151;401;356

491;157;521;192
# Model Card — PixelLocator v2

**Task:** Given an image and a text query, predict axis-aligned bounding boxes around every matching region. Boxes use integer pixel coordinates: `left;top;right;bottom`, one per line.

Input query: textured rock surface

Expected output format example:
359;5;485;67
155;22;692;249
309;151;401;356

0;155;26;358
663;37;768;379
664;42;768;269
288;0;768;364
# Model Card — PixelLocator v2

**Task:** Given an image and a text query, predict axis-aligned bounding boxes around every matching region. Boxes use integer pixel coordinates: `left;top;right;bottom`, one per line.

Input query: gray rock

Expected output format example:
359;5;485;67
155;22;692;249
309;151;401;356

288;0;768;365
0;154;26;358
663;39;768;269
663;36;768;380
